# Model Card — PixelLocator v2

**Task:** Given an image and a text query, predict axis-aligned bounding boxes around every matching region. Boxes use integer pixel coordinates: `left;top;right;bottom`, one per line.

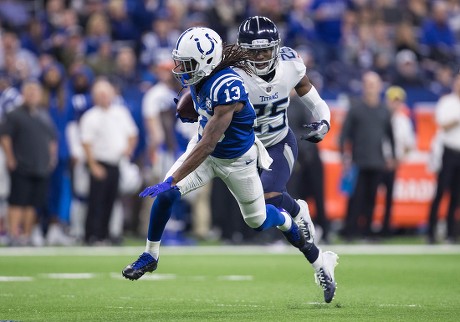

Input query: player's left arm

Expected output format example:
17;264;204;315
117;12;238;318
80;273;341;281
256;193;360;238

170;102;239;185
294;75;331;143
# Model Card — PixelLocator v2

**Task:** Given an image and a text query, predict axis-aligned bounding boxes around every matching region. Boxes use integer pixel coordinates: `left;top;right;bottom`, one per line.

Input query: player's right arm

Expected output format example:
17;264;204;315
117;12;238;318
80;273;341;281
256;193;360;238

294;74;330;125
170;102;241;185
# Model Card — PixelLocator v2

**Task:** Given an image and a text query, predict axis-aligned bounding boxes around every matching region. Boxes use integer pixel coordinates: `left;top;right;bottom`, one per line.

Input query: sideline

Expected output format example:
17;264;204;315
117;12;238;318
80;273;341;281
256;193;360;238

0;244;460;256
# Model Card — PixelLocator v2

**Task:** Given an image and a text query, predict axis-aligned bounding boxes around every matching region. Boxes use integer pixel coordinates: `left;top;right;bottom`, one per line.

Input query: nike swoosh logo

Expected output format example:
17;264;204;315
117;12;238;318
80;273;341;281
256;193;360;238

245;159;255;165
226;80;235;87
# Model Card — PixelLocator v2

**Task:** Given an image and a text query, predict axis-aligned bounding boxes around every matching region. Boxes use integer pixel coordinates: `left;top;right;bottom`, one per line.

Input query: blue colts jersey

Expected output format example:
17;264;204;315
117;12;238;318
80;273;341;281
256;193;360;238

191;68;256;159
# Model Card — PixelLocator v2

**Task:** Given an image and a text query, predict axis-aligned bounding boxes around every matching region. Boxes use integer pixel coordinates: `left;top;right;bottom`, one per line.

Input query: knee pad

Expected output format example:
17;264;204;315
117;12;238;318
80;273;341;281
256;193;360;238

244;212;266;230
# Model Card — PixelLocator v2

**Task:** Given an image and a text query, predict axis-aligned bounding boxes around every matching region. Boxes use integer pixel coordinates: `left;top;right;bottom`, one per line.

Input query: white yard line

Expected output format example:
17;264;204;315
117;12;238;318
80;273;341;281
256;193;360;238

0;244;459;256
0;276;34;282
41;273;97;279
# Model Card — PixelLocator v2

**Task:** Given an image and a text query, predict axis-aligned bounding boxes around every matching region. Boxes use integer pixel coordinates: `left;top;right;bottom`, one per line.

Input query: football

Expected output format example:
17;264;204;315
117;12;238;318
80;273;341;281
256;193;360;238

176;89;199;122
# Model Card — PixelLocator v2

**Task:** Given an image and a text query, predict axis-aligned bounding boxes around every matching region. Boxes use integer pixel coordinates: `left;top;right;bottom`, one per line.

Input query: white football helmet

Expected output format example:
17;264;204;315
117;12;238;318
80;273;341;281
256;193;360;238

172;27;223;86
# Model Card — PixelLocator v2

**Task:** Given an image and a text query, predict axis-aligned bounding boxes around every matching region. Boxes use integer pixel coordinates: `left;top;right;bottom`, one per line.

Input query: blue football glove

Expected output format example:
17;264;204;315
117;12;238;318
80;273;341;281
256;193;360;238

139;176;178;198
175;112;198;123
301;120;330;143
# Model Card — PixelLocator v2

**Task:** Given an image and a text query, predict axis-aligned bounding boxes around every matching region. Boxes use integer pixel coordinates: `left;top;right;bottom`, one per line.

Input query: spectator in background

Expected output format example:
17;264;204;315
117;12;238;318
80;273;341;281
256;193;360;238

339;71;395;241
284;0;316;49
204;0;245;43
419;0;456;66
37;0;67;38
0;80;57;246
80;79;137;245
113;46;145;161
391;49;436;107
86;38;116;76
84;12;111;55
404;0;429;28
40;62;74;246
1;30;41;83
20;18;47;56
394;22;423;61
74;0;106;27
380;86;416;237
55;25;87;69
66;64;94;242
392;49;425;89
139;10;181;68
427;73;460;244
430;64;454;97
0;71;22;244
107;0;138;46
68;63;94;120
0;71;22;118
309;0;353;72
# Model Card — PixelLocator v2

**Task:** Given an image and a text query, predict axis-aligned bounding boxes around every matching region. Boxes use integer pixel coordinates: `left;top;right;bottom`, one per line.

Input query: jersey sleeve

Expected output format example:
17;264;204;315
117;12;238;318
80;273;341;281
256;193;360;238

210;74;248;109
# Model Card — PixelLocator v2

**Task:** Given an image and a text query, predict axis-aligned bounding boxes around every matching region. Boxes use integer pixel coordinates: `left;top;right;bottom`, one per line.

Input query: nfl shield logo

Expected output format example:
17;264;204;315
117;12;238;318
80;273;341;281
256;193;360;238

206;98;212;111
266;86;272;92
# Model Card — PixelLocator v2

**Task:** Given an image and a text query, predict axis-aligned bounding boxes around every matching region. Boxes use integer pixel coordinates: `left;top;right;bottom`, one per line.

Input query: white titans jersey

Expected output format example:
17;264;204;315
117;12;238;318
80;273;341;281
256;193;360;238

235;47;306;147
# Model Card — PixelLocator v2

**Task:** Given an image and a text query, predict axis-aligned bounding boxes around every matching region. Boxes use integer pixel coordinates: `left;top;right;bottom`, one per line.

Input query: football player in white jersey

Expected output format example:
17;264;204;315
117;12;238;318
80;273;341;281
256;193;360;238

237;16;338;303
122;27;315;288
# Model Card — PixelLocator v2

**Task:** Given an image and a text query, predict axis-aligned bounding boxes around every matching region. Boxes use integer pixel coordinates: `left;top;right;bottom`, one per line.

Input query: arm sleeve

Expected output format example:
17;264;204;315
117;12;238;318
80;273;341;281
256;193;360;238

298;85;331;123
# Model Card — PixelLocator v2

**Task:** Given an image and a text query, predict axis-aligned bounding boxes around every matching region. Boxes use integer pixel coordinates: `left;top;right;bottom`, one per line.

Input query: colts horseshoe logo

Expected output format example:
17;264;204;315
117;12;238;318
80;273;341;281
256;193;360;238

195;33;215;56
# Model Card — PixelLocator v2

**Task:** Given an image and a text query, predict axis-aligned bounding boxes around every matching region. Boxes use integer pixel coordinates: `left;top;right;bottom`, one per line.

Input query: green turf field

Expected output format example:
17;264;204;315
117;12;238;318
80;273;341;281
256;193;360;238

1;246;459;321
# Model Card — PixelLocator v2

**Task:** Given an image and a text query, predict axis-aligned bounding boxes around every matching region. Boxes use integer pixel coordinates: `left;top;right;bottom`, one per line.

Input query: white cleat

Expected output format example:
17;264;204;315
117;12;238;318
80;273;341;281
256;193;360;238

295;199;316;243
314;251;339;303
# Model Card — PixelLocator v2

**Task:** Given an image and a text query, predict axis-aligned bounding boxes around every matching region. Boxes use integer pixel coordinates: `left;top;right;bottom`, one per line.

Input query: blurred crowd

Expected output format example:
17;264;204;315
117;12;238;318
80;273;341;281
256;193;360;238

0;0;460;246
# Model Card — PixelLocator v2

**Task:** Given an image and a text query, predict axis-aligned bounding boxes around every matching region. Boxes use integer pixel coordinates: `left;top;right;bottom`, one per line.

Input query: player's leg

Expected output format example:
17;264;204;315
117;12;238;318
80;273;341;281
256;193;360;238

261;132;320;247
122;138;214;280
217;145;304;248
261;132;338;303
261;130;315;240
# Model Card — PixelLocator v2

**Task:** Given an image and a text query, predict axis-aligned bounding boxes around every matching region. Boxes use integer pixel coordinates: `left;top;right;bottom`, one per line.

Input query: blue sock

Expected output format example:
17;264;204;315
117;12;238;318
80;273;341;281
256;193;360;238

254;204;286;231
266;192;300;218
147;189;181;241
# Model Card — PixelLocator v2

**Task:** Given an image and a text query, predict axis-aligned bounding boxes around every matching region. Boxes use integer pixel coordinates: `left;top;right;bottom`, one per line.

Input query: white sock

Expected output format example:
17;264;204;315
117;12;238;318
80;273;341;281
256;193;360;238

277;211;293;231
312;250;324;271
145;240;161;260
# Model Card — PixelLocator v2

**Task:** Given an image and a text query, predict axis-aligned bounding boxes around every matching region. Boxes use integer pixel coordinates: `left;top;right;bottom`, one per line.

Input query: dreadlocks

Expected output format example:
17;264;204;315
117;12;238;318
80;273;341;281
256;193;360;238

215;44;254;75
196;44;253;92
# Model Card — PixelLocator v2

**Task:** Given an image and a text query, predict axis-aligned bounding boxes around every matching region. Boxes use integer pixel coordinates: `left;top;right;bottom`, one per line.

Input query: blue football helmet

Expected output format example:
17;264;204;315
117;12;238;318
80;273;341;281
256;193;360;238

237;16;281;76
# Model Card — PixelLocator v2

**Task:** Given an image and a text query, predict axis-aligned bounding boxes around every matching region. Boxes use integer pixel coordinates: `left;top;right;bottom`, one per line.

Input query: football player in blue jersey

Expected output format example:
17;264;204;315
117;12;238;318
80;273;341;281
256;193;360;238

122;27;313;285
236;16;338;303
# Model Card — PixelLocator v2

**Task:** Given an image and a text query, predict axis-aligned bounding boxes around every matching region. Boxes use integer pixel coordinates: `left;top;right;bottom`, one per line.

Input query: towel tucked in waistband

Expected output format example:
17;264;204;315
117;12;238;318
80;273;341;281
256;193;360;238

254;137;273;171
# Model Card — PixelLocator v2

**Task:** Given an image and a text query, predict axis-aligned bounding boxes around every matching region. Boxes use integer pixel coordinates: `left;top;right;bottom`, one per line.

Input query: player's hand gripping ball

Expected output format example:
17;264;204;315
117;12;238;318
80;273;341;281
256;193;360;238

175;90;199;123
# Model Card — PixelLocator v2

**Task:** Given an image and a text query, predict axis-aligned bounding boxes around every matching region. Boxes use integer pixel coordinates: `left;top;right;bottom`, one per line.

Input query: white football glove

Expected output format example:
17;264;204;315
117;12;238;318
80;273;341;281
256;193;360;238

301;120;330;143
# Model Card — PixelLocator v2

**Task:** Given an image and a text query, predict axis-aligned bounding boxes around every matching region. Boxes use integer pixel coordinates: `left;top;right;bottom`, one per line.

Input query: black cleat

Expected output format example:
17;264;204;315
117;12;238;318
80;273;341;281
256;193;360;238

122;252;158;280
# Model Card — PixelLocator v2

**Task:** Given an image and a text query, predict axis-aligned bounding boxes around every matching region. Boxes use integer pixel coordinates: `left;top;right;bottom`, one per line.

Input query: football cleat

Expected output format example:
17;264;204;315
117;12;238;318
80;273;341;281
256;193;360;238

314;251;339;303
295;199;315;243
122;252;158;280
